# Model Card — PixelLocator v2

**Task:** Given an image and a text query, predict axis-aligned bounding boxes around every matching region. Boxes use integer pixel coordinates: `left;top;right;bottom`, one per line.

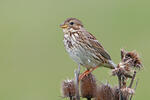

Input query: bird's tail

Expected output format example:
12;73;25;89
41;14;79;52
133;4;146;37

103;60;117;69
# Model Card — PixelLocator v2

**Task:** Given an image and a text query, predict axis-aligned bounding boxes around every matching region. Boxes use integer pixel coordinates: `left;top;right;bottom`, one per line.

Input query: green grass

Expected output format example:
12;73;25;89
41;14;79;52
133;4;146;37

0;0;150;99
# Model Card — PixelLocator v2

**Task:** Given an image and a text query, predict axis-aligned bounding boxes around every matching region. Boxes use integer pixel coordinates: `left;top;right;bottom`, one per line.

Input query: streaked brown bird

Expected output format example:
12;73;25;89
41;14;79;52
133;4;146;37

60;18;116;80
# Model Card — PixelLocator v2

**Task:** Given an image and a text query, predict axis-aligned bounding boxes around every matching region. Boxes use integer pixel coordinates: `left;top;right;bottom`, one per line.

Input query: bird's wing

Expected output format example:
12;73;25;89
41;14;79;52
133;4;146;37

84;31;112;61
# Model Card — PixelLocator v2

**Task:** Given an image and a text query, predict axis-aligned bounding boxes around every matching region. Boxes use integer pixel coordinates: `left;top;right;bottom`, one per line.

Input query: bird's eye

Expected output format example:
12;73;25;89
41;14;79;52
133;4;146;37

70;22;74;25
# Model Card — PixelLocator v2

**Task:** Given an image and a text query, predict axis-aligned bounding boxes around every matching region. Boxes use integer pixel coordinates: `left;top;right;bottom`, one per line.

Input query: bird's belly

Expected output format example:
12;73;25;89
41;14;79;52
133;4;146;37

64;39;102;69
70;48;101;69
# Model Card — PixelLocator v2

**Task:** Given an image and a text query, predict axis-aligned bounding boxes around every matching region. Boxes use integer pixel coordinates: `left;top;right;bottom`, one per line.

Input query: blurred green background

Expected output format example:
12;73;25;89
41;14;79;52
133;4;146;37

0;0;149;100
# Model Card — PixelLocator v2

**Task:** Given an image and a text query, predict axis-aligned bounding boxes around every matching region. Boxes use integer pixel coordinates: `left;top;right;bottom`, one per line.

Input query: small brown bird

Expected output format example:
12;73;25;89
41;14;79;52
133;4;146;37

60;18;116;80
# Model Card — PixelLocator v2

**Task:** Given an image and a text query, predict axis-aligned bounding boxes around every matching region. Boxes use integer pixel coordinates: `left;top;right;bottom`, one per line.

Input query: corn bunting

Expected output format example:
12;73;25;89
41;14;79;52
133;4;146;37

60;18;116;80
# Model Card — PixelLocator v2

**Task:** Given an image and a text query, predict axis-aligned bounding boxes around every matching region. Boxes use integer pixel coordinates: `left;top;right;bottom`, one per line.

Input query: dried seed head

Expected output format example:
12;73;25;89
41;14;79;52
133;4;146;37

112;86;119;100
80;73;97;99
112;49;143;78
61;79;76;98
121;49;143;69
112;64;132;78
121;87;135;97
121;49;127;60
126;51;142;68
95;83;114;100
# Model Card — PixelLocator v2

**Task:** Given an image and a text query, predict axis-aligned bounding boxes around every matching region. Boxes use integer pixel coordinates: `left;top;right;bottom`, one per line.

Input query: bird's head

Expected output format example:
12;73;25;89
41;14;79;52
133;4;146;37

60;18;83;31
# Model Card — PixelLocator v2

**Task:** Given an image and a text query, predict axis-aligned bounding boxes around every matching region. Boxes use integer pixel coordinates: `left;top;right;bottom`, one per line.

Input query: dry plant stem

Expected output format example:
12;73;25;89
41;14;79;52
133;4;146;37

117;75;122;89
128;71;136;88
87;98;91;100
124;74;132;78
74;65;80;100
130;79;139;100
117;75;124;100
69;96;72;100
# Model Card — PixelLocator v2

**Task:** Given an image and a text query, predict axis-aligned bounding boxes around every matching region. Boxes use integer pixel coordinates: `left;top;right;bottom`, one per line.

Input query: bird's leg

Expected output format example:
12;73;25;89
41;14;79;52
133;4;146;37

79;66;99;81
79;70;89;81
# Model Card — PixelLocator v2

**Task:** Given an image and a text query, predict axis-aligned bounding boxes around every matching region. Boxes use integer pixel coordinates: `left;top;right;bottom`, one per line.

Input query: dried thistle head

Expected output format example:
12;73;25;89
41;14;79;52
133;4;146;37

121;49;143;69
112;63;132;78
112;86;119;100
95;83;114;100
80;73;97;99
61;79;76;98
112;49;143;78
121;87;135;98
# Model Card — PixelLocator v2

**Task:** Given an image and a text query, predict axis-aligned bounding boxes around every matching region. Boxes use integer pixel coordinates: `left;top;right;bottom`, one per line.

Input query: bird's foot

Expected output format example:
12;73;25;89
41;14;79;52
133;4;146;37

79;70;90;81
79;66;99;81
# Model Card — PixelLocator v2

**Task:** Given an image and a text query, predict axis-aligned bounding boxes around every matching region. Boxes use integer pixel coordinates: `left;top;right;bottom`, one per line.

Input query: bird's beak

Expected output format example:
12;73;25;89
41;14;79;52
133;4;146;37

60;24;68;29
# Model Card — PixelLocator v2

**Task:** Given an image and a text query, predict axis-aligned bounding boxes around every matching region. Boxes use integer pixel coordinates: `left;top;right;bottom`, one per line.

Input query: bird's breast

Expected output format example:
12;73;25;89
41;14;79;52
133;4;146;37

63;33;102;68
